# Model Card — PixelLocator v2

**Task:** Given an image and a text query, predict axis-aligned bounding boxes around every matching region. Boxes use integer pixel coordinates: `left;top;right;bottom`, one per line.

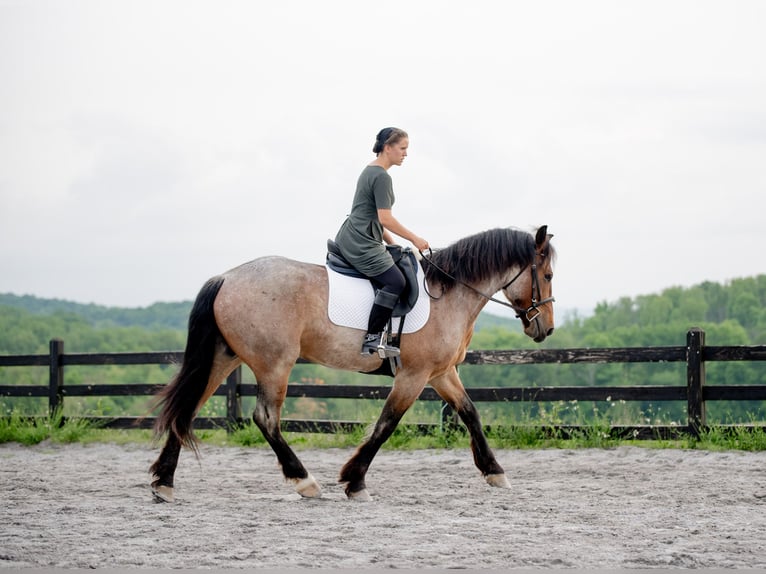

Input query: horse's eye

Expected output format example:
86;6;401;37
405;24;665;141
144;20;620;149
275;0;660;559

544;273;553;282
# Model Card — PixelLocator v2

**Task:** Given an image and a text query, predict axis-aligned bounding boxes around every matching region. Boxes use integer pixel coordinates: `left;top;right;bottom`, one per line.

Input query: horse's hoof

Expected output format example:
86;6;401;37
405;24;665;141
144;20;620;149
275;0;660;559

347;488;371;501
486;473;511;489
152;484;175;503
293;474;322;498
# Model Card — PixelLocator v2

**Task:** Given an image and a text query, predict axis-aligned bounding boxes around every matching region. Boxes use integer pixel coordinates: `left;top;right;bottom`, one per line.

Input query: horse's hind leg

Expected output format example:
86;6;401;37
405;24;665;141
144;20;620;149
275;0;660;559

251;363;321;498
430;367;510;489
149;347;240;503
150;432;181;502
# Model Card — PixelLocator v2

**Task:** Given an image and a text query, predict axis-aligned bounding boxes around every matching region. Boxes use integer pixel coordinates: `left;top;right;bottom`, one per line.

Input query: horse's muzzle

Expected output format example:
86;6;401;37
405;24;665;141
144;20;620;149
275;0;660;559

532;326;554;343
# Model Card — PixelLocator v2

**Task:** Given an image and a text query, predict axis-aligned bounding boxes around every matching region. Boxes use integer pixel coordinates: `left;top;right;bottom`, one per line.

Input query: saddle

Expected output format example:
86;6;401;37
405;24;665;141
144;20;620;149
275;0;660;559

326;240;420;318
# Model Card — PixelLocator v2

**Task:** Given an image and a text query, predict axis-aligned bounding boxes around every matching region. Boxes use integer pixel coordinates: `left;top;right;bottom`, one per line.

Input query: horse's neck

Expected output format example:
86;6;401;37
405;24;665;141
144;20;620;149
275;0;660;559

445;279;496;328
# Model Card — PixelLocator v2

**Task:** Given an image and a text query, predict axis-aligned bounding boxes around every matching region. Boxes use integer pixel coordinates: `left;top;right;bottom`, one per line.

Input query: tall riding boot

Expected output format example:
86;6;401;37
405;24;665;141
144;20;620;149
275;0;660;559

361;292;400;358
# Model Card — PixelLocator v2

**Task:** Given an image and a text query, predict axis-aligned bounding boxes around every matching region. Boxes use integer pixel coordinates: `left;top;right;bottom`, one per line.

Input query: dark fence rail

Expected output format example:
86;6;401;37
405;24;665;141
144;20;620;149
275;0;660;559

1;328;765;439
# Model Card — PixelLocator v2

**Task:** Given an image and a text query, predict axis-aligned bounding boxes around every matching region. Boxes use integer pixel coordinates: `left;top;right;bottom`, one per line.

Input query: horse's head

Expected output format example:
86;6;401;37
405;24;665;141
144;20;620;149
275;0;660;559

503;225;555;343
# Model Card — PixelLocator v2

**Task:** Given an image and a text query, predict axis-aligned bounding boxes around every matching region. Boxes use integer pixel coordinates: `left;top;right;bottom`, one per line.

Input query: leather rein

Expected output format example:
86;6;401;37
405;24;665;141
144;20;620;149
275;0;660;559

419;249;555;323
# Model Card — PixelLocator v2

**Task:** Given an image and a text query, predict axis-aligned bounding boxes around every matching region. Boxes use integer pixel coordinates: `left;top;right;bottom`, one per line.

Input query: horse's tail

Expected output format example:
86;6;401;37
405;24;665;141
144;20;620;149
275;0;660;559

152;276;226;454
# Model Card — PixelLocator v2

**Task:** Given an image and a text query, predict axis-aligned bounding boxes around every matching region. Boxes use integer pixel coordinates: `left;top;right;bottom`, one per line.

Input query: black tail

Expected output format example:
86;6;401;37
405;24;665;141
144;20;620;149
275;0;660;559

152;276;226;453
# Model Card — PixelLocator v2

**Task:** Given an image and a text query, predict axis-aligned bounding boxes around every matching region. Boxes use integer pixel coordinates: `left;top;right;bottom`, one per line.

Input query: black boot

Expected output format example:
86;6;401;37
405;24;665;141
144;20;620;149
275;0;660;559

361;300;400;358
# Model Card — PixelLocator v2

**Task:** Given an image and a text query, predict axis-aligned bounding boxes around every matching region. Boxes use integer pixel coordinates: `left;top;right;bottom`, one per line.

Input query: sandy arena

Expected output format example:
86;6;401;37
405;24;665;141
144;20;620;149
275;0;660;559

1;442;765;570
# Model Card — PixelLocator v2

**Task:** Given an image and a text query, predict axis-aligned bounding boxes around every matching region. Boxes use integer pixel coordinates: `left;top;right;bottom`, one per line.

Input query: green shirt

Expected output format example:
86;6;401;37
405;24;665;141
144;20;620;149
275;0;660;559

334;165;395;276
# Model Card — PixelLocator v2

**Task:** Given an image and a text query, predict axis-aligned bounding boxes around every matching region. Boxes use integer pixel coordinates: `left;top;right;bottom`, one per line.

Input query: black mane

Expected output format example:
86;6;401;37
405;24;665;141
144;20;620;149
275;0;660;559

423;228;537;291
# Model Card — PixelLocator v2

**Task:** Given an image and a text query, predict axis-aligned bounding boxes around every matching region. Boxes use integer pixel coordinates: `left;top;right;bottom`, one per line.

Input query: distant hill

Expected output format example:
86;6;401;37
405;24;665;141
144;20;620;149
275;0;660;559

0;293;192;331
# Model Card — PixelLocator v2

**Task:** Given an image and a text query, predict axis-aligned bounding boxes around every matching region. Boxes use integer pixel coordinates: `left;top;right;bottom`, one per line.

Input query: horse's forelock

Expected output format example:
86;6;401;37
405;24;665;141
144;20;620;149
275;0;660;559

424;228;536;290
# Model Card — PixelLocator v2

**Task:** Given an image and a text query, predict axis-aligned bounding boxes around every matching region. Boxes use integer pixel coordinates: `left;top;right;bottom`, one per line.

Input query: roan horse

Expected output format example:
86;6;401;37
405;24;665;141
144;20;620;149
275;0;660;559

150;225;555;502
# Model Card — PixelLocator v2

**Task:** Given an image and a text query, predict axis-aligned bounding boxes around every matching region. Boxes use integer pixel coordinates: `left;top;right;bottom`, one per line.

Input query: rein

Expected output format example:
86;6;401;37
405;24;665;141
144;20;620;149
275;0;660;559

419;250;555;322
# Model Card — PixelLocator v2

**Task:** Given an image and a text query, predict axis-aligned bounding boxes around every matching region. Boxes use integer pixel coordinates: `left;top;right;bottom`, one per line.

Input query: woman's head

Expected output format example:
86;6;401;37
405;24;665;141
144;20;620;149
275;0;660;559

373;127;408;155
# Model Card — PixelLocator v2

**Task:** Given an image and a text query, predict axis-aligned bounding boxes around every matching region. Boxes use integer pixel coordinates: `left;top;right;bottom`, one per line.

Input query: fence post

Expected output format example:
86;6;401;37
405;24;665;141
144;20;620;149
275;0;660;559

49;338;64;417
686;328;706;438
225;366;242;430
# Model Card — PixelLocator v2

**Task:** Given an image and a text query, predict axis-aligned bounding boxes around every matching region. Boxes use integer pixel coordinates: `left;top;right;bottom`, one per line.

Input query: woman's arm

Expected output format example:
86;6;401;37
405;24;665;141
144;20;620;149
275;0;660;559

378;209;429;251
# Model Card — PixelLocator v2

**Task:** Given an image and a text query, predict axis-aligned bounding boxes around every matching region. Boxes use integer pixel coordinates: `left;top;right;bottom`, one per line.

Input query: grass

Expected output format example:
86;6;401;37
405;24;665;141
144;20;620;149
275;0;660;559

1;413;765;452
695;424;766;451
0;410;93;445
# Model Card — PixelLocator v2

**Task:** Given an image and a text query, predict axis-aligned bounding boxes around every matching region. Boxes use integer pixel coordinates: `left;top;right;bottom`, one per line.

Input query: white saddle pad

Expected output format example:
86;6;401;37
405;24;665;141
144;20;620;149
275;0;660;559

326;265;430;333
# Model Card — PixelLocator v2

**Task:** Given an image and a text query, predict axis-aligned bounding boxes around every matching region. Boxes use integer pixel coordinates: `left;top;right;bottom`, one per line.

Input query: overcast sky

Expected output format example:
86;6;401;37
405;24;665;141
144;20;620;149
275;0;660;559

1;0;764;316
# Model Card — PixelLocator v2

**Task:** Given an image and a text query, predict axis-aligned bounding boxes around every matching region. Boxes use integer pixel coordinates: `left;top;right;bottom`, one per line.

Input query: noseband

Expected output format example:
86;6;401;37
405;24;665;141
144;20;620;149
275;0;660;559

421;250;555;323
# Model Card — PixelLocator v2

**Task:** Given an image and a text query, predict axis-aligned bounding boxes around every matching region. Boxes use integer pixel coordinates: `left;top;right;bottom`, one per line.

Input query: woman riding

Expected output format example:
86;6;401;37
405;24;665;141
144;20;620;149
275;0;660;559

334;127;430;357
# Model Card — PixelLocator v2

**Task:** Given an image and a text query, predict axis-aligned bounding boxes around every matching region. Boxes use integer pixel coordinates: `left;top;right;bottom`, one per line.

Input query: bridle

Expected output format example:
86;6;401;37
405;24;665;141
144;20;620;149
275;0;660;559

420;249;555;324
504;258;556;324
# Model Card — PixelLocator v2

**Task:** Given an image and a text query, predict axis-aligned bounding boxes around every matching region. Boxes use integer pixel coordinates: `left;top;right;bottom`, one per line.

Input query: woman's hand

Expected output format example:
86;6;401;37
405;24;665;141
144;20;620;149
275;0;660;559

412;236;430;252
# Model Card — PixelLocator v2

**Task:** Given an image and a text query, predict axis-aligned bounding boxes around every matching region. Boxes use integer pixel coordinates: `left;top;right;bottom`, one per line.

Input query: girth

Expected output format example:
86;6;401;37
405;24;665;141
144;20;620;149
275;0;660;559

326;239;420;317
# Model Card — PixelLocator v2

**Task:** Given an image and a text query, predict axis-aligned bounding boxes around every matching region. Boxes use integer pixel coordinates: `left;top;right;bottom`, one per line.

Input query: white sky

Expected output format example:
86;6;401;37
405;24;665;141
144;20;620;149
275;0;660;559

1;0;764;315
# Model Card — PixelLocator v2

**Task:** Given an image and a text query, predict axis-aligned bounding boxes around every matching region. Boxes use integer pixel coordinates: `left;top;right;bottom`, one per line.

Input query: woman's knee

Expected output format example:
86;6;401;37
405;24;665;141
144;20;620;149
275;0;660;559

373;265;406;295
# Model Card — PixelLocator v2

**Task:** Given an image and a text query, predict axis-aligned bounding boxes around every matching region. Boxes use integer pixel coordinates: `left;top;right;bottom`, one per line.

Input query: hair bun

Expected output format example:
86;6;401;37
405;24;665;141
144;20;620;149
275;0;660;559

373;127;396;154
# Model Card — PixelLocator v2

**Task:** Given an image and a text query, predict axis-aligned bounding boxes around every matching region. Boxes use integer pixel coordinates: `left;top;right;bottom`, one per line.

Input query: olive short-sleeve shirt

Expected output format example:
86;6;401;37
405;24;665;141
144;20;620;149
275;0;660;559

334;165;395;276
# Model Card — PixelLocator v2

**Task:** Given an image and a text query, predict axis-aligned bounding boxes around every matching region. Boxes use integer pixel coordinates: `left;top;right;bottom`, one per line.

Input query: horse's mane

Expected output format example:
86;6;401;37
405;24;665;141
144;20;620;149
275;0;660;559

423;228;540;292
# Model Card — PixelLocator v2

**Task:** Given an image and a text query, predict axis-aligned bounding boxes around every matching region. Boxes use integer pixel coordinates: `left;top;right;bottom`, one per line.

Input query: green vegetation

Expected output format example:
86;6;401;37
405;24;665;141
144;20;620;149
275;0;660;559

0;410;93;445
1;415;764;451
459;276;766;428
1;274;765;444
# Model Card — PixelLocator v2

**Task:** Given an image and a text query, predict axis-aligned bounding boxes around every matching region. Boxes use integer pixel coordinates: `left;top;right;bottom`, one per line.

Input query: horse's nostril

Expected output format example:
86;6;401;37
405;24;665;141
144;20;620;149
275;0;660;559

547;327;555;336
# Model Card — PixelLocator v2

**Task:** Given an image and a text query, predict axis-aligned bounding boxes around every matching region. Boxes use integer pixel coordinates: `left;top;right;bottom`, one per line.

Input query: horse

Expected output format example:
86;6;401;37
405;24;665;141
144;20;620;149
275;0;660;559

149;225;555;502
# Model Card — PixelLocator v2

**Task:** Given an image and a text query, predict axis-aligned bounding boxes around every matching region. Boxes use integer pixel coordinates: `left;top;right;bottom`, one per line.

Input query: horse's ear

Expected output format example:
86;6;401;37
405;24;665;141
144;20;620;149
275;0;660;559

535;225;549;246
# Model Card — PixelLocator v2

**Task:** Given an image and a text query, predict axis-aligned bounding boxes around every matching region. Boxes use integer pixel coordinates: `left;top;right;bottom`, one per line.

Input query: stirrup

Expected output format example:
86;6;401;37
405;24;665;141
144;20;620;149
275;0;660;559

361;333;400;359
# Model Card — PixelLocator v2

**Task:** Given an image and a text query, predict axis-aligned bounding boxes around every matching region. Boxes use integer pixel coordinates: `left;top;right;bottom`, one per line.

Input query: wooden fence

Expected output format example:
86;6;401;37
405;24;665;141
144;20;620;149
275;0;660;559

1;328;765;439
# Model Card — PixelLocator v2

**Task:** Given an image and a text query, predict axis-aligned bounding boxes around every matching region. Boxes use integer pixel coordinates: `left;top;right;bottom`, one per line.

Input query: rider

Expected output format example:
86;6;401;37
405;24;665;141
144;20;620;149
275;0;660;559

334;127;430;357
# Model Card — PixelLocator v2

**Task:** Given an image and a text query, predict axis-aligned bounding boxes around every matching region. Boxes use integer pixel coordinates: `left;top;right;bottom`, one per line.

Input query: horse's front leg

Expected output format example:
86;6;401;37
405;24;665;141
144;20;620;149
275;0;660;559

339;372;426;500
430;367;510;489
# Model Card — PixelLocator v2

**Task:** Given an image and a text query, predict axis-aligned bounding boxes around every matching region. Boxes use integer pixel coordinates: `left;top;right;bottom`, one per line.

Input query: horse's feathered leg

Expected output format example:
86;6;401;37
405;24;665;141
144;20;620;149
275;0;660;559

430;367;510;488
251;366;321;498
339;373;426;500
